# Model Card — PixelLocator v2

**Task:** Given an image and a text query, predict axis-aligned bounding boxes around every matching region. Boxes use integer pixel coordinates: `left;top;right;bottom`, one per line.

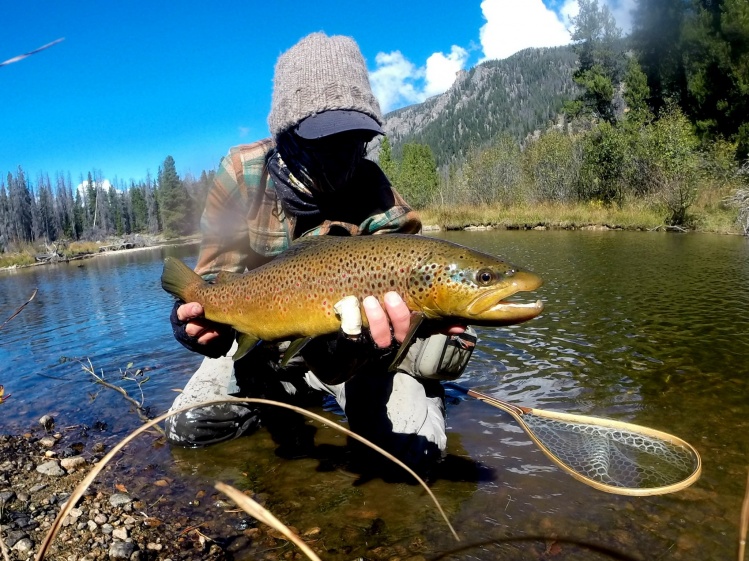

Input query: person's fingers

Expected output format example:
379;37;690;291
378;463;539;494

177;302;204;322
363;296;392;348
383;291;411;343
195;329;222;345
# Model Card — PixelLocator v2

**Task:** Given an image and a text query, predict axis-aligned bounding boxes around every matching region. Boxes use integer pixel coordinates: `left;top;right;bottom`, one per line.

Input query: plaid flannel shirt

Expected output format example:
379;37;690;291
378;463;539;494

194;139;422;279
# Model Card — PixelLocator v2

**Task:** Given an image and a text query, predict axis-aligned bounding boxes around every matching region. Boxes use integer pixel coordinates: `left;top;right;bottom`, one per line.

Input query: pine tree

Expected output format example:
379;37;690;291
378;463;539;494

631;0;689;112
129;181;148;233
37;173;58;242
73;188;85;239
156;156;191;237
145;174;160;235
9;168;33;243
396;143;439;209
0;182;10;251
565;0;623;123
378;136;398;182
622;55;653;130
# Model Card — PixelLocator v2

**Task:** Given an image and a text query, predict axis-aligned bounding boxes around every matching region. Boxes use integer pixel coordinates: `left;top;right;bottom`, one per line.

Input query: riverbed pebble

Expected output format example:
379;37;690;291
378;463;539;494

108;540;135;559
108;493;132;508
60;456;87;471
36;460;65;477
38;415;54;430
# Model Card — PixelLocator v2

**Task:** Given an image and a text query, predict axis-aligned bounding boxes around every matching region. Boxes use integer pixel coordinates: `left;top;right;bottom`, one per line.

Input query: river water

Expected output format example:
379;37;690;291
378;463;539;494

1;230;747;560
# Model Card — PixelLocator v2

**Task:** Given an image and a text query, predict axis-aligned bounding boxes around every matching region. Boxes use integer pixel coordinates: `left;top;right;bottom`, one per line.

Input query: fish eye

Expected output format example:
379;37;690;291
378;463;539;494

476;269;495;285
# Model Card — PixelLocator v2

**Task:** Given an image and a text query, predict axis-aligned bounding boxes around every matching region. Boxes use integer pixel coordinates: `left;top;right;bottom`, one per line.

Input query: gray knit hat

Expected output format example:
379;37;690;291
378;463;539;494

268;32;383;138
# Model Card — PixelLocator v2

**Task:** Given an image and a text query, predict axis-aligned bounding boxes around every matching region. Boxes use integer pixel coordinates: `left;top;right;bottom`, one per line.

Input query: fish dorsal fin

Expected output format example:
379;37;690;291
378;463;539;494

388;312;425;372
216;270;245;283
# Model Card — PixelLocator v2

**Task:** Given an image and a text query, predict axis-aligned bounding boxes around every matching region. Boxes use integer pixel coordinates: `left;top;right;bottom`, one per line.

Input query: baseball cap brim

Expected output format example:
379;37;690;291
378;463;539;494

295;110;384;139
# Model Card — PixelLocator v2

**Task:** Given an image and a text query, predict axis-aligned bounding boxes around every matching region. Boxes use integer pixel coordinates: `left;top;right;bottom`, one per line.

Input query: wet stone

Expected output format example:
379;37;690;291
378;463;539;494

108;541;136;559
39;415;55;430
0;490;16;505
60;456;87;471
109;493;132;507
4;530;28;548
12;537;33;554
36;460;65;477
39;437;56;448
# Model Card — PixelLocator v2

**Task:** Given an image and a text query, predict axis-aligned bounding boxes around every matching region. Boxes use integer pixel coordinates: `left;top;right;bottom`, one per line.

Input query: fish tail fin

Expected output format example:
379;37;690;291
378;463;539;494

161;257;203;301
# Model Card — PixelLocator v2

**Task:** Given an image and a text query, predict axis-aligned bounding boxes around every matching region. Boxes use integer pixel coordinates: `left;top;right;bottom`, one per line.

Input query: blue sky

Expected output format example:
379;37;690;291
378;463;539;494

0;0;633;187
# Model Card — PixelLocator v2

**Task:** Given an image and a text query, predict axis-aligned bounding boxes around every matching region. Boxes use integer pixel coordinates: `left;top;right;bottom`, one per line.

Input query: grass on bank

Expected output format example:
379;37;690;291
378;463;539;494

0;240;104;269
419;198;741;234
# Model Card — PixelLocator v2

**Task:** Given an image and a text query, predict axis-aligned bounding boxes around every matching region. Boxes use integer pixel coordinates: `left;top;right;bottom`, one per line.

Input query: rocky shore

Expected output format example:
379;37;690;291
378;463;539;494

0;420;232;561
0;416;432;561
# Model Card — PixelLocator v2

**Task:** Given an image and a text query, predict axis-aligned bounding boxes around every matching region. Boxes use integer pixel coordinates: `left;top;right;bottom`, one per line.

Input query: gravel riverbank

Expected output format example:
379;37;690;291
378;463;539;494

0;421;233;561
0;416;431;561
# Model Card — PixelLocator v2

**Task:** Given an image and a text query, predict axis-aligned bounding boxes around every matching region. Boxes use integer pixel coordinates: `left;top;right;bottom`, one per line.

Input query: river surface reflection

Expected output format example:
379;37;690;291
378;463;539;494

1;231;747;560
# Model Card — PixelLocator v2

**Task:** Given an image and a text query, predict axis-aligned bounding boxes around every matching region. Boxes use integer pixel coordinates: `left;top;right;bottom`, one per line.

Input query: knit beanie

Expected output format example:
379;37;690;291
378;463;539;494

268;32;383;138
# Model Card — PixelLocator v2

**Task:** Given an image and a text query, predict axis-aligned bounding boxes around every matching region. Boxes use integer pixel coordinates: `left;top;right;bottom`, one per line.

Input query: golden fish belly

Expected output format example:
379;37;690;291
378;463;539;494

197;266;410;341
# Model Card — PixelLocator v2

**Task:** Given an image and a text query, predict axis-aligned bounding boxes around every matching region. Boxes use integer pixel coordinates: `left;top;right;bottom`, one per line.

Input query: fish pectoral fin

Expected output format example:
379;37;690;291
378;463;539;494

233;333;260;361
281;337;313;366
388;312;425;372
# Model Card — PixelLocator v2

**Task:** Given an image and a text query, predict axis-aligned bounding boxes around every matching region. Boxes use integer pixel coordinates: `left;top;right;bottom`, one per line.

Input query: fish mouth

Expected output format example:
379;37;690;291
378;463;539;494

466;272;544;324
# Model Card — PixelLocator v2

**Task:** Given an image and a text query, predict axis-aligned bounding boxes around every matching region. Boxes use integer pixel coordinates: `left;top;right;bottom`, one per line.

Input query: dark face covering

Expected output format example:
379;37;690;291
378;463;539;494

275;130;375;194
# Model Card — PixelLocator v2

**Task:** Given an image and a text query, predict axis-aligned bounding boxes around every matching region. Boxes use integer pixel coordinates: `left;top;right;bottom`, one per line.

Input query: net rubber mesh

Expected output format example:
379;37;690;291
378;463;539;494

522;413;698;490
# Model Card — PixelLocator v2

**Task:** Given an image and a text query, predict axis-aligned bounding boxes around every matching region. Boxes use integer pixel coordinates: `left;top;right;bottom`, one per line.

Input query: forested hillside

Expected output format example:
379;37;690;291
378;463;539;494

379;46;579;167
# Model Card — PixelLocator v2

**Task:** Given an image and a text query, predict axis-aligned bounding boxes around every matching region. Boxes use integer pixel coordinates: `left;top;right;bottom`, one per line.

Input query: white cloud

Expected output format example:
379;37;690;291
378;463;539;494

76;178;113;197
369;45;469;113
369;51;424;113
423;46;470;98
369;0;635;113
606;0;636;32
479;0;573;62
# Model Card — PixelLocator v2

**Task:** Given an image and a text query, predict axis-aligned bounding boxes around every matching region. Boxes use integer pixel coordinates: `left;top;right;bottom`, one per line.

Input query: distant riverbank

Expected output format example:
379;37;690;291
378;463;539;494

0;235;201;272
1;201;743;272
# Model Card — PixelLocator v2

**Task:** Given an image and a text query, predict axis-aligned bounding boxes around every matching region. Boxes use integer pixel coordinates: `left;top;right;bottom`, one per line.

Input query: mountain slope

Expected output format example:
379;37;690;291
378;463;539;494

378;45;578;168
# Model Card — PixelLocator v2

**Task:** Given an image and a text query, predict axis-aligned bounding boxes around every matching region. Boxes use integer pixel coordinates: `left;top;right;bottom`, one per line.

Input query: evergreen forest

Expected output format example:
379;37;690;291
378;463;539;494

2;0;749;259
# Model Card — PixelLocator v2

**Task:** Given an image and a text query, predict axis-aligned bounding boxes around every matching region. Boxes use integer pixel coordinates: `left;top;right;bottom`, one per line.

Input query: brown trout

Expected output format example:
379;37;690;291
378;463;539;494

161;234;543;361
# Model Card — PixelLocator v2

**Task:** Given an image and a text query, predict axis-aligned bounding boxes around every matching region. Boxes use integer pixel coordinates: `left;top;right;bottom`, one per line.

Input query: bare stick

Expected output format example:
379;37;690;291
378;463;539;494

0;529;11;561
0;288;37;331
35;397;458;560
83;359;164;436
740;469;749;561
216;482;322;561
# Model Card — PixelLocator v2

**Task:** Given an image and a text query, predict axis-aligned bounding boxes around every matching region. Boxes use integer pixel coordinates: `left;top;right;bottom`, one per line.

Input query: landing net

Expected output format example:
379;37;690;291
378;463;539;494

521;411;701;494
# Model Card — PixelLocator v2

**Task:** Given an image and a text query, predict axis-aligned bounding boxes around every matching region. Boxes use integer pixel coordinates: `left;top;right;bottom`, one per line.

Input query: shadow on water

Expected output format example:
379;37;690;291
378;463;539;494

2;232;748;559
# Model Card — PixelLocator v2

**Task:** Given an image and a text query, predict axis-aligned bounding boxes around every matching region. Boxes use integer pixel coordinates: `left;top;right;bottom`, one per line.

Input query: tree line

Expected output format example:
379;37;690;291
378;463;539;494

0;156;215;252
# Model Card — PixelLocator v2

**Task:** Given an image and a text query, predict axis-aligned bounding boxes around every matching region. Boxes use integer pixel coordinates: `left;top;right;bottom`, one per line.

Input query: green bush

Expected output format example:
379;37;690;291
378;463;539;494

522;129;581;203
640;108;701;226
